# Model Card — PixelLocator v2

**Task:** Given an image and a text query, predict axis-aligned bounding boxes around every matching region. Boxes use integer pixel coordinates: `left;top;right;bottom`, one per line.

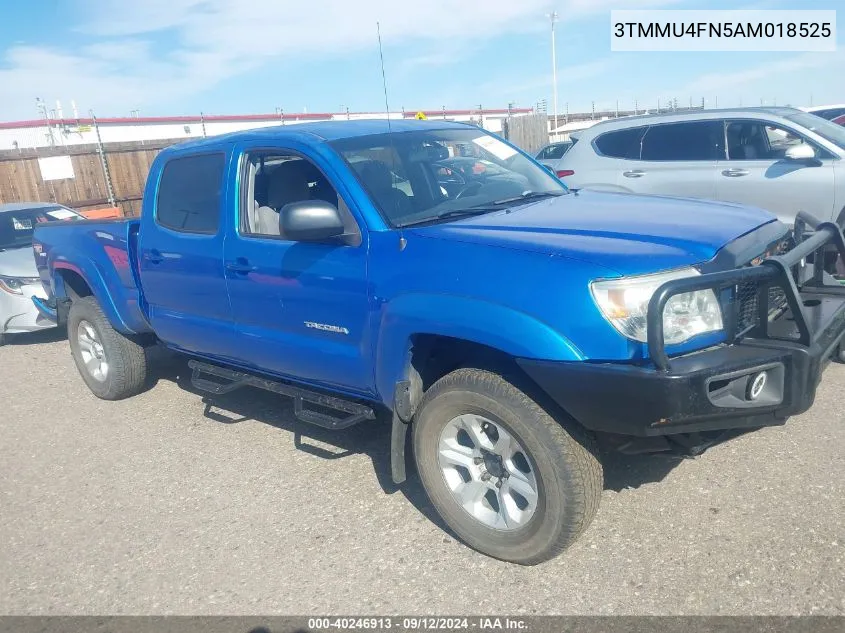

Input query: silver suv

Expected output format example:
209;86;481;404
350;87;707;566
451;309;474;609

558;107;845;227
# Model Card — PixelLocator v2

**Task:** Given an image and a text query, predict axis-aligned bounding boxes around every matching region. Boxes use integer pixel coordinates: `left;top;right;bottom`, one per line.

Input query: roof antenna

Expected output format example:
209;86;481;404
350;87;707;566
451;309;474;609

377;22;392;134
377;21;406;251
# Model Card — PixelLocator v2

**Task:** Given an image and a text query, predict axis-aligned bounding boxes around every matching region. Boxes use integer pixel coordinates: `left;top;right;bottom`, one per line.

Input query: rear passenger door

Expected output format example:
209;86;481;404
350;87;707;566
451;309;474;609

626;121;722;200
139;150;236;358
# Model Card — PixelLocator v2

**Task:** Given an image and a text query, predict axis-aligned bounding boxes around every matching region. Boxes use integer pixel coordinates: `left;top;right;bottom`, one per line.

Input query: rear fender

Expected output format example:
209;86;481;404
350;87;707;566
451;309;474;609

375;293;582;407
51;257;139;335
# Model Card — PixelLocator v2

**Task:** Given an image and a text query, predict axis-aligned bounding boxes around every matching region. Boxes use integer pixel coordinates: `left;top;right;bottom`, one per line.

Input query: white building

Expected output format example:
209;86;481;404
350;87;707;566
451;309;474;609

0;107;534;151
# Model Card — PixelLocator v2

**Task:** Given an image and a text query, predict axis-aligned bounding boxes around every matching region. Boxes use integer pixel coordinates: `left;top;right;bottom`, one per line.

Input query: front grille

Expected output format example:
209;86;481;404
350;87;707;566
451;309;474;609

735;283;788;336
730;238;794;337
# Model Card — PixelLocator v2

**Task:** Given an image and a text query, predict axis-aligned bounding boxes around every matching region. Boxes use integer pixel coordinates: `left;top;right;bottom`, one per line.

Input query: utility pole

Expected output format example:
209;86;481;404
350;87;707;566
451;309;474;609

548;11;559;138
36;97;55;147
90;110;116;211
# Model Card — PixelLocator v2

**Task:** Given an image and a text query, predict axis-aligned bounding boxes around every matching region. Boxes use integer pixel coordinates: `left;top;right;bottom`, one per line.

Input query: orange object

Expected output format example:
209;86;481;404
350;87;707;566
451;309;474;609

80;207;122;220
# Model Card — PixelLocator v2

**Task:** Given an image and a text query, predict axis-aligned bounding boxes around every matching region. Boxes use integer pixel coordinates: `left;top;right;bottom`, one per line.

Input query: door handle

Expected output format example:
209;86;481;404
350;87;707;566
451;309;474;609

225;259;256;274
144;249;163;264
622;170;646;178
721;168;749;177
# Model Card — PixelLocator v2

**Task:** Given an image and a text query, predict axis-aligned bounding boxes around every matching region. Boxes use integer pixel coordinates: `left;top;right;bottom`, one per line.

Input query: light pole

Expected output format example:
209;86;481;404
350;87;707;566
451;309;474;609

548;11;559;139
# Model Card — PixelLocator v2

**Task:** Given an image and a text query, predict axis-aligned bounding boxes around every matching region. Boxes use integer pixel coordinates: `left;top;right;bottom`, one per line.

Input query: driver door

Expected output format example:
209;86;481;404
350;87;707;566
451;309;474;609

716;119;836;226
222;143;373;395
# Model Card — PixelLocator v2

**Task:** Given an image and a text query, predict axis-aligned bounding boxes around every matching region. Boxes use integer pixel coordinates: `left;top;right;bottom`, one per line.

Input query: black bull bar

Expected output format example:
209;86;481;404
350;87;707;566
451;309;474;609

647;216;845;372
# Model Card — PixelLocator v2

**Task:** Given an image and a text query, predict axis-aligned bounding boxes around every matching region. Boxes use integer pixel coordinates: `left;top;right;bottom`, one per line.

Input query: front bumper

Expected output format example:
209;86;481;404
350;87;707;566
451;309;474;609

520;221;845;438
1;284;55;334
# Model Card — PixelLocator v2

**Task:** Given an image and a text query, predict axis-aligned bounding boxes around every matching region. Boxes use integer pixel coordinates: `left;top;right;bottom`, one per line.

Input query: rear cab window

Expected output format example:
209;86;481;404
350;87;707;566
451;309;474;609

156;153;226;234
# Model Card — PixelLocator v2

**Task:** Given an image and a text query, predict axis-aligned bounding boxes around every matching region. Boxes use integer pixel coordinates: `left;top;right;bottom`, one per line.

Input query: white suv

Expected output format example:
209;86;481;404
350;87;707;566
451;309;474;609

557;107;845;227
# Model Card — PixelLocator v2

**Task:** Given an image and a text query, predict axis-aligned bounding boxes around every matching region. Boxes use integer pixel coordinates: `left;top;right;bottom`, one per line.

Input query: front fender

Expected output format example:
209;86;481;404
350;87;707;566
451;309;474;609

374;293;583;406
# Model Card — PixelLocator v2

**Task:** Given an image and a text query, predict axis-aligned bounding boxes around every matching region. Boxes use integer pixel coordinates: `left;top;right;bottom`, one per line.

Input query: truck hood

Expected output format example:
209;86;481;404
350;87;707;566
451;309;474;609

0;245;38;277
408;190;777;276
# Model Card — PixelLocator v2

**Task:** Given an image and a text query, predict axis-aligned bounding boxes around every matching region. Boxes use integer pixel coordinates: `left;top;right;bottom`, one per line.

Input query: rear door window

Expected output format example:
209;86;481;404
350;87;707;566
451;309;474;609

594;127;647;159
156;153;226;234
640;121;723;161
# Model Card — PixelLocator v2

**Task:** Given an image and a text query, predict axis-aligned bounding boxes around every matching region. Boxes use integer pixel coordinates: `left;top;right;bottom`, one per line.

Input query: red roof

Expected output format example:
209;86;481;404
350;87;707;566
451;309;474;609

0;108;533;130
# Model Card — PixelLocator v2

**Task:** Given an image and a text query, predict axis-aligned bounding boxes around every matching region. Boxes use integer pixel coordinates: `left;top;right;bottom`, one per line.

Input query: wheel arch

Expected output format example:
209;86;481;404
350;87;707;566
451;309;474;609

375;293;582;411
52;261;134;334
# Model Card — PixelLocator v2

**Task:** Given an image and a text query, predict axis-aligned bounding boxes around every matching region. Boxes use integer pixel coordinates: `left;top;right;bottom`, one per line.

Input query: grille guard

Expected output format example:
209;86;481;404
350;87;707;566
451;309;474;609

647;214;845;371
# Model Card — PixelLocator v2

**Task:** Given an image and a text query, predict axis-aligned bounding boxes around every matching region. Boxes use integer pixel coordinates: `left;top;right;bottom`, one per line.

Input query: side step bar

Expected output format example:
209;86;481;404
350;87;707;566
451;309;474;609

187;360;376;430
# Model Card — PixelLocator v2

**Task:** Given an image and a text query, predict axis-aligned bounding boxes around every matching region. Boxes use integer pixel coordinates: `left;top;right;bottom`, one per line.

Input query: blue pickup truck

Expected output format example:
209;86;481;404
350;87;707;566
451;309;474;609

31;120;845;565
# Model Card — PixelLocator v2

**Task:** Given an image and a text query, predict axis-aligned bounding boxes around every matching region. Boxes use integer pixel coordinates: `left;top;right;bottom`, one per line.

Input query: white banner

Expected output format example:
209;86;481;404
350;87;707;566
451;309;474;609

38;156;75;181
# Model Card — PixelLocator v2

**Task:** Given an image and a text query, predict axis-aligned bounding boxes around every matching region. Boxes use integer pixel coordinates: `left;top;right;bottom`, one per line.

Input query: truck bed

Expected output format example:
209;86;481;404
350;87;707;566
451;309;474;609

32;218;152;335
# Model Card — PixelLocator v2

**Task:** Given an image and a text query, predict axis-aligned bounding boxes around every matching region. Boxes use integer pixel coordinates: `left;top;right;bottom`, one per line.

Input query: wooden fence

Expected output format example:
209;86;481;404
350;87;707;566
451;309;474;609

0;139;180;217
0;118;552;218
501;114;550;155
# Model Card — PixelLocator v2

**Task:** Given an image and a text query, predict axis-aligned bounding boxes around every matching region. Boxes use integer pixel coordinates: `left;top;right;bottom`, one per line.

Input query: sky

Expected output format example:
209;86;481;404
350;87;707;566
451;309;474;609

0;0;842;121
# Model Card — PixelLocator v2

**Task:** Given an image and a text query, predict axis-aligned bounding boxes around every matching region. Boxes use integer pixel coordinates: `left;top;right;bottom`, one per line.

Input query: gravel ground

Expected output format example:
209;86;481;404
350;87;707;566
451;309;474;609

1;330;843;615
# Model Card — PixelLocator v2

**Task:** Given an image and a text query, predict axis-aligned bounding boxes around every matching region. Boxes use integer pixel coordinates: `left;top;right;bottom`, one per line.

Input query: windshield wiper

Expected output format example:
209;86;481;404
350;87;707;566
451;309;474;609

396;208;495;228
395;191;565;228
488;191;565;205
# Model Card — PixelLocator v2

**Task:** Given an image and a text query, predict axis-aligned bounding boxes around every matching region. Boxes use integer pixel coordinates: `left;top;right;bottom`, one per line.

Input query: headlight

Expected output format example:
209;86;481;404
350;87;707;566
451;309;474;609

0;275;40;295
590;267;723;345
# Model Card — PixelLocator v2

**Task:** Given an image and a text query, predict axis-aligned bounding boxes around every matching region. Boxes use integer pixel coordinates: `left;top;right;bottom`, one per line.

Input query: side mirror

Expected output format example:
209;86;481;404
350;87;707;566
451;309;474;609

785;143;817;161
280;200;344;242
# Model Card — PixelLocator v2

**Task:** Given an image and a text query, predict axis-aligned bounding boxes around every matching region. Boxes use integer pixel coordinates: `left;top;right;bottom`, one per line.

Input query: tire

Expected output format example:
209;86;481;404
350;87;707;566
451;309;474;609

413;368;602;565
0;333;5;346
67;296;147;400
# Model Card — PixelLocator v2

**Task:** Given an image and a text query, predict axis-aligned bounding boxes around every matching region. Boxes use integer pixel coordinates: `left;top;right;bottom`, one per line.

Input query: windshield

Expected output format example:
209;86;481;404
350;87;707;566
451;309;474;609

0;206;82;250
331;128;566;227
785;111;845;150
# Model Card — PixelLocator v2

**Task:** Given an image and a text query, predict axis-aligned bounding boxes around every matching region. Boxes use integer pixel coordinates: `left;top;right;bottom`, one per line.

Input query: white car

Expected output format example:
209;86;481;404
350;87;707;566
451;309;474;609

0;202;84;345
534;141;574;176
800;104;845;121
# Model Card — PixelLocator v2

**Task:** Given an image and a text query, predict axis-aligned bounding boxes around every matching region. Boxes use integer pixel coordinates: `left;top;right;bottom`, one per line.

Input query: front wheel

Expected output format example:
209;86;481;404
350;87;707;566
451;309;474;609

413;368;603;565
68;296;147;400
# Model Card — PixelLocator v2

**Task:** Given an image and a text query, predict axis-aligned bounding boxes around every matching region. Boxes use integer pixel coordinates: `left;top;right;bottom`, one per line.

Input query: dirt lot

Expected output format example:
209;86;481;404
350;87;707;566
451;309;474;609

1;330;843;615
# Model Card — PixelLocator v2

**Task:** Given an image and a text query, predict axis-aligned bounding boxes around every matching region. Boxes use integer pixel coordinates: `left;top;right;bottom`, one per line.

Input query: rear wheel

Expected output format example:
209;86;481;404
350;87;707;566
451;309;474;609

68;296;147;400
413;368;602;565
